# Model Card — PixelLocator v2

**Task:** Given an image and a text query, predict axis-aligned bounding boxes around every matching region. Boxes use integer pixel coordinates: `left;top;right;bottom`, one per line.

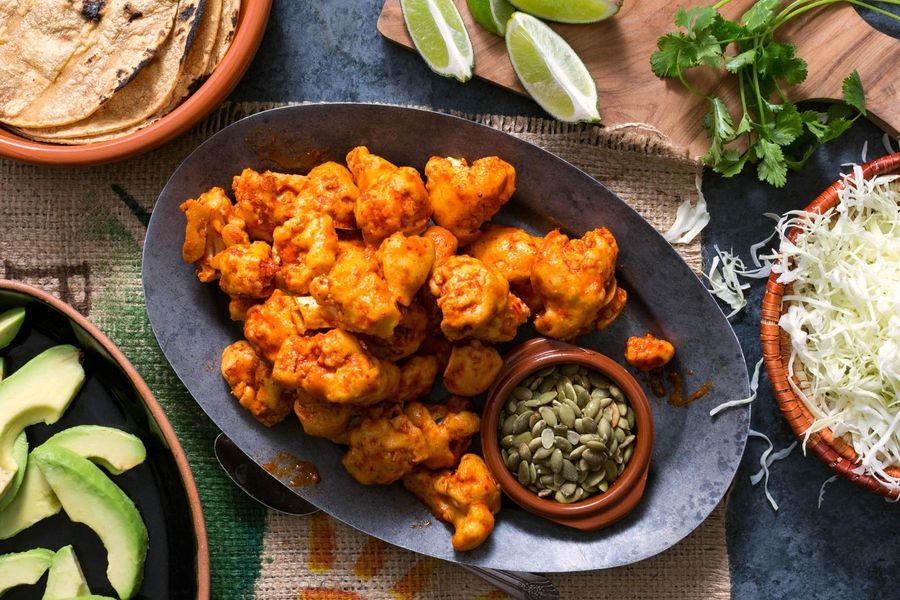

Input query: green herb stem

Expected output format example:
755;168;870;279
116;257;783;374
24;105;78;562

776;0;900;26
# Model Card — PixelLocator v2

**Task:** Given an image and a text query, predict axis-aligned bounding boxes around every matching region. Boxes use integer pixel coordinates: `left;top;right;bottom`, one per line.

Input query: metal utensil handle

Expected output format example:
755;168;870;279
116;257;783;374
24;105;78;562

459;565;560;600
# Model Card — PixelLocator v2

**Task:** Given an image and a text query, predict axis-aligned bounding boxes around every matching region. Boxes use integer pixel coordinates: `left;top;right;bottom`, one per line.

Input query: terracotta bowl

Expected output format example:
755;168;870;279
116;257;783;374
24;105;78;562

761;152;900;499
481;338;654;530
0;0;272;166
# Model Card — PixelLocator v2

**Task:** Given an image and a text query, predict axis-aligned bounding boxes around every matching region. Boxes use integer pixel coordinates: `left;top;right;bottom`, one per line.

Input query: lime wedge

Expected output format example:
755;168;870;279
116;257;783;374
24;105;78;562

509;0;622;24
467;0;516;36
401;0;475;82
505;12;600;123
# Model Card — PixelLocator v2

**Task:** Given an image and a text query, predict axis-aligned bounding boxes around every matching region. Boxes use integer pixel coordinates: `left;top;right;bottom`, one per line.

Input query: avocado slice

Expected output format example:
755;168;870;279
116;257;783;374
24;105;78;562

0;548;55;595
42;545;90;600
0;345;84;499
0;307;25;350
0;453;61;540
32;445;148;600
42;426;146;476
0;432;27;511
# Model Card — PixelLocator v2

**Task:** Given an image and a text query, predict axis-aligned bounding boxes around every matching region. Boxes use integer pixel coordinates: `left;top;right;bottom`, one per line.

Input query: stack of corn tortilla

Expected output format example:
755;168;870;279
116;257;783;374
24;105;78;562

0;0;241;144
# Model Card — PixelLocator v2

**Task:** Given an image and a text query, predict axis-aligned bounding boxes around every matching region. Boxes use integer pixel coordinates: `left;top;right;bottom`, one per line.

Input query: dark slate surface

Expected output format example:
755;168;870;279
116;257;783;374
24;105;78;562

229;0;899;595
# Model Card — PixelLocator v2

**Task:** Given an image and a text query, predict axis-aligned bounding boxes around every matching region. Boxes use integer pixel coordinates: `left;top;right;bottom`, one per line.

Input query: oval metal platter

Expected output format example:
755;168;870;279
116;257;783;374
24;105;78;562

143;104;749;572
0;282;208;599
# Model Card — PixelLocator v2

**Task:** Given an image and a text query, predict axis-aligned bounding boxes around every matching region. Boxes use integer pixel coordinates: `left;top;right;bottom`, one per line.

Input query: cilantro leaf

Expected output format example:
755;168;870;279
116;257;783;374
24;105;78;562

770;103;803;145
755;139;788;187
713;149;750;177
842;70;866;115
703;97;735;142
674;6;718;36
725;49;756;72
741;0;780;32
757;42;807;85
651;32;722;76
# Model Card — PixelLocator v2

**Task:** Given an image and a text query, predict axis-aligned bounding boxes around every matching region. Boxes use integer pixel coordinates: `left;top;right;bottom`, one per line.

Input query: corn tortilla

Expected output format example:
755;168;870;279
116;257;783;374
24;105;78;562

1;0;181;128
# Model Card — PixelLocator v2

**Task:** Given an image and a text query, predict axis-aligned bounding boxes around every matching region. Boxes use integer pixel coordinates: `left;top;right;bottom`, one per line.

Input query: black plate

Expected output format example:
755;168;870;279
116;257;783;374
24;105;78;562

143;104;749;572
0;284;207;599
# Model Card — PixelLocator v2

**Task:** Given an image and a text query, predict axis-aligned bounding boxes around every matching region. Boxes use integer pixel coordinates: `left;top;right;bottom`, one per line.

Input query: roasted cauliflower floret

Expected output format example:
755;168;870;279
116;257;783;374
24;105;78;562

294;393;356;444
464;225;540;288
406;398;481;470
272;212;339;294
270;162;359;230
594;281;627;332
397;354;441;402
221;341;293;426
429;255;529;342
272;329;400;405
243;290;306;362
232;169;297;241
309;240;401;338
443;341;503;396
342;403;431;485
422;225;459;266
425;156;516;244
212;241;278;298
346;146;398;193
180;187;249;282
402;454;501;551
228;296;261;321
531;228;622;340
377;232;436;307
625;333;675;372
361;302;429;362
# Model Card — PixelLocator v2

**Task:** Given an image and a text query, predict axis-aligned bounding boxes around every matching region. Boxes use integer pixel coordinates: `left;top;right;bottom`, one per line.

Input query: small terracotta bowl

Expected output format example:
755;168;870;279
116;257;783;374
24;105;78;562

481;338;654;530
0;0;271;166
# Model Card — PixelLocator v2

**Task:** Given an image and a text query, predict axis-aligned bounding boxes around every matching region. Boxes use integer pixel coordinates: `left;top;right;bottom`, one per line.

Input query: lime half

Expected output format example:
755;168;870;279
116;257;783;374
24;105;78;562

467;0;516;36
401;0;474;82
505;12;600;123
509;0;622;24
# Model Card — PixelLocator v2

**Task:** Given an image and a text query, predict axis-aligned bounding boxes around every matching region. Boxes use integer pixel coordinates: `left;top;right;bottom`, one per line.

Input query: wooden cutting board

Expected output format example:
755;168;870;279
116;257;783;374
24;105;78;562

378;0;899;159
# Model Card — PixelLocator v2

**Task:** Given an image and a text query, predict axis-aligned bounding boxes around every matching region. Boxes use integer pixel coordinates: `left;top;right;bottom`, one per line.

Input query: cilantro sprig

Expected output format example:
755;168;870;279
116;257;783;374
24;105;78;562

651;0;899;186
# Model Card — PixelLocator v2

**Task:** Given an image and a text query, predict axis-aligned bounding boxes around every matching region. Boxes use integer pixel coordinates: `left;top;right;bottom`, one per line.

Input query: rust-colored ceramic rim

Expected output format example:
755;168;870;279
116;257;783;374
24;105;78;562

761;152;900;499
481;338;654;530
0;279;211;598
0;0;272;167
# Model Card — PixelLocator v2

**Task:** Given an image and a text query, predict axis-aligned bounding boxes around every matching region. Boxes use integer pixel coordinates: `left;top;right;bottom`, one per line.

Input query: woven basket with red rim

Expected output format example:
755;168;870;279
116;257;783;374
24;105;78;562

761;152;900;499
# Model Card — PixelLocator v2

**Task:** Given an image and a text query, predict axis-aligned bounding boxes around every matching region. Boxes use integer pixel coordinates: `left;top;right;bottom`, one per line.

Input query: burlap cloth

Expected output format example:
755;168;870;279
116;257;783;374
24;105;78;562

0;102;727;599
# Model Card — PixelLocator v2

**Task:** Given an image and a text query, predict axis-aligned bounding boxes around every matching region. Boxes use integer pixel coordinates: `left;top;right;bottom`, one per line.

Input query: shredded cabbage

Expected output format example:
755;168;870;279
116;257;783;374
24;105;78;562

705;246;750;318
748;430;796;511
772;168;900;493
664;174;710;244
861;140;868;164
817;475;839;509
884;133;897;155
710;357;764;417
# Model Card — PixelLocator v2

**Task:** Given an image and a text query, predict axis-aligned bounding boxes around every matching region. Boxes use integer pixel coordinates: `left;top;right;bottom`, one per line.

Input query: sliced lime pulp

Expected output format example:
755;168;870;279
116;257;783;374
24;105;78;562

505;12;600;123
509;0;622;24
467;0;517;36
401;0;475;82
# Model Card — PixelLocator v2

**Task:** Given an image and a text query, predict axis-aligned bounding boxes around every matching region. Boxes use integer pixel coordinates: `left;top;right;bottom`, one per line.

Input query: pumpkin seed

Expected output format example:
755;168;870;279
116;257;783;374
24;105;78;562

528;412;540;429
621;434;635;449
500;434;514;448
507;450;521;471
605;460;618;483
614;428;626;444
578;457;589;472
568;445;587;461
609;385;624;401
541;428;554;449
582;449;605;468
536;365;556;377
608;437;619;455
539;406;557;427
558;404;576;427
536;391;558;405
598;481;609;492
537;488;554;498
562;398;583;418
513;386;533;400
617;463;625;475
578;433;600;445
562;459;578;481
531;419;546;438
513;412;531;434
590;386;610;400
529;378;542;390
529;462;537;483
560;482;577;496
533;446;553;461
501;414;517;435
580;416;597;433
539;378;556;393
554;490;573;504
585;470;606;488
506;398;517;413
528;437;543;453
600;396;614;408
610;403;620;428
574;384;590;407
516;403;531;415
554;436;572;453
598;417;612;441
623;445;634;463
562;381;576;403
517;460;530;484
627;411;635;430
550;448;563;473
518;442;533;462
584;397;602;419
589;373;610;388
513;432;533;447
617;402;628;418
586;440;607;453
574;418;585;434
566;430;580;445
552;425;568;437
